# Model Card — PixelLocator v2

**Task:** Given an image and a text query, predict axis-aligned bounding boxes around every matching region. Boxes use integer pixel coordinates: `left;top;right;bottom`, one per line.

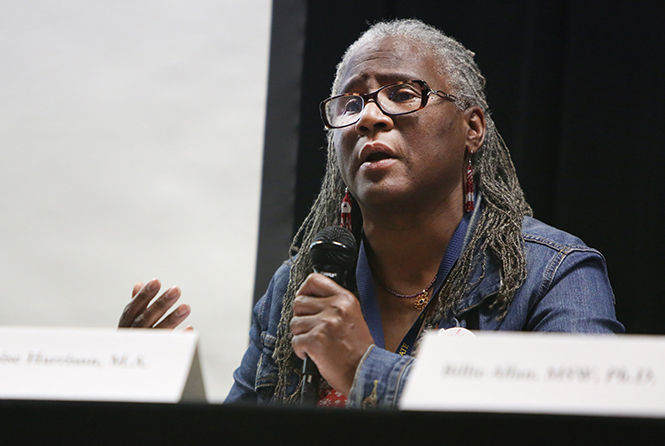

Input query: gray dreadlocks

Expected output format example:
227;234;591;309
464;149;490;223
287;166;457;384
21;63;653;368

272;19;532;402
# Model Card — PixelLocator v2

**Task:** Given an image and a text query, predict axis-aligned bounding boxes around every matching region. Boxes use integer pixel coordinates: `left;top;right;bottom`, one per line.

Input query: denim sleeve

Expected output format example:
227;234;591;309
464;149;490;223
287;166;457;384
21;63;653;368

225;263;287;404
347;345;416;408
527;249;625;333
224;292;267;404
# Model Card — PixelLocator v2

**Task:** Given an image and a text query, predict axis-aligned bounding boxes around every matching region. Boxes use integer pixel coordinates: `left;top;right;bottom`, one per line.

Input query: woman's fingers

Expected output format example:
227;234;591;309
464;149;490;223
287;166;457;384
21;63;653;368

130;286;181;328
132;282;143;298
119;279;191;329
154;303;191;329
118;279;161;327
289;314;318;335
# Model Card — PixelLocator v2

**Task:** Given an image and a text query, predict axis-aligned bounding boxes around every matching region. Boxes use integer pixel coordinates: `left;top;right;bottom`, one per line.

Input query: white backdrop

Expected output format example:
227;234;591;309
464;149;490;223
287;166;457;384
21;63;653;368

0;0;271;402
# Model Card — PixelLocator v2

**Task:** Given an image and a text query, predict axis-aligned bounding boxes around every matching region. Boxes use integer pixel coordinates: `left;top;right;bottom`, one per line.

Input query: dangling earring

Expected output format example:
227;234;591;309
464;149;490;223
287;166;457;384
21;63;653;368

464;156;475;213
340;187;352;230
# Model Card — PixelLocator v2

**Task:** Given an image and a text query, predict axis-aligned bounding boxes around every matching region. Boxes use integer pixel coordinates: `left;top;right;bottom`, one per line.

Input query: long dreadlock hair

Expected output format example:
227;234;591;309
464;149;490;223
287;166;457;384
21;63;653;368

272;19;532;403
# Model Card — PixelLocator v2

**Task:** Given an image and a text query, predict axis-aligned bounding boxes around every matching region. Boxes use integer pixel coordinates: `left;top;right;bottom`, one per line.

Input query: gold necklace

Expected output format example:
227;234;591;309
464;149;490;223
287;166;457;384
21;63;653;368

383;275;437;311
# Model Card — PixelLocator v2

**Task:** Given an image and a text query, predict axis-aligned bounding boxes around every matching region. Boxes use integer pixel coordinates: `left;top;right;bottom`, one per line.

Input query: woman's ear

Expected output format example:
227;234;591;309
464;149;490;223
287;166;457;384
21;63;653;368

464;106;486;154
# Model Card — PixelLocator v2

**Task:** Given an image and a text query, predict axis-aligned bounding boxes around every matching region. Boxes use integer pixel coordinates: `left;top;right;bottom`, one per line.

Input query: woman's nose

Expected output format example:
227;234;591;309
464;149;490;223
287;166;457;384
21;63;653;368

354;101;394;135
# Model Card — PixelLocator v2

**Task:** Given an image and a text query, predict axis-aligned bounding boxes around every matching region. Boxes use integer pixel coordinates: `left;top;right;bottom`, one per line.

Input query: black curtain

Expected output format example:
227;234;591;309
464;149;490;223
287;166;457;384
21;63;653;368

256;0;664;335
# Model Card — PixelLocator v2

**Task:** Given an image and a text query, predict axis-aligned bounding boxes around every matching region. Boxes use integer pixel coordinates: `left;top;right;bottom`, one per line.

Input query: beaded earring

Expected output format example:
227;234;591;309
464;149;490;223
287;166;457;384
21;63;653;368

464;157;475;213
340;187;352;230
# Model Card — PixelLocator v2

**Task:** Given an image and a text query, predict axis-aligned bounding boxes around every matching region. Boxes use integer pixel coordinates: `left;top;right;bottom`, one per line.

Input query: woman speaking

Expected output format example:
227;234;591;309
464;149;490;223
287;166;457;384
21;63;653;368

119;19;624;408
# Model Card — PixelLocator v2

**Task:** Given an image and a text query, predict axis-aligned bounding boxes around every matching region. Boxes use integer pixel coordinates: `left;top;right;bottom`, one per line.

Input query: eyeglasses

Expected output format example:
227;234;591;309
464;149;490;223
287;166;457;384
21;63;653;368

319;80;458;129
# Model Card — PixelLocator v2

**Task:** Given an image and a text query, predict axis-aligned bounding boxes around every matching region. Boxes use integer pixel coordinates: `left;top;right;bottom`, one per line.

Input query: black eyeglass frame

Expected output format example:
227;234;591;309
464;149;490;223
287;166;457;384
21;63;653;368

319;79;458;129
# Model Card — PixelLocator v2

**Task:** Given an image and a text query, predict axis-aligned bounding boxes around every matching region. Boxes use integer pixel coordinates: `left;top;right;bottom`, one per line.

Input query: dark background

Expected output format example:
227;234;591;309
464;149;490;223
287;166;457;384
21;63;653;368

255;0;664;334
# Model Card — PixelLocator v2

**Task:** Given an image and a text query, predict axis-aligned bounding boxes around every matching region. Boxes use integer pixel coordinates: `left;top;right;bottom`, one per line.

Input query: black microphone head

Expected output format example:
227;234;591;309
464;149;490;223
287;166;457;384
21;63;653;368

309;226;357;287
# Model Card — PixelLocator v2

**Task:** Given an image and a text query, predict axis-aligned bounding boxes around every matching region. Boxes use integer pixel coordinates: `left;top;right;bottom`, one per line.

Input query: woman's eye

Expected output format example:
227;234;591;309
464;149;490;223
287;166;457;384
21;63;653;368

388;88;419;102
343;99;362;114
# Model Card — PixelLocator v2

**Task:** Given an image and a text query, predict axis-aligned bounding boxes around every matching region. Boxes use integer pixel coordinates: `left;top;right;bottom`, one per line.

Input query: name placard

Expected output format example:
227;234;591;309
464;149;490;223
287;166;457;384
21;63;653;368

400;332;665;418
0;327;205;403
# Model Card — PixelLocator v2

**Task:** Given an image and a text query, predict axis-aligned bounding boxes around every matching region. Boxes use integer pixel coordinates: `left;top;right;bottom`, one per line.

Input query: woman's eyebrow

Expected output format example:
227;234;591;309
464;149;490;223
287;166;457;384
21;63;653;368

339;72;421;93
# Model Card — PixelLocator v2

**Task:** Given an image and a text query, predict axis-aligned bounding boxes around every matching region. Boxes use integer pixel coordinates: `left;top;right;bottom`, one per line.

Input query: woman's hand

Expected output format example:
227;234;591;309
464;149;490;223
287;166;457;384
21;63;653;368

290;273;374;396
118;278;191;329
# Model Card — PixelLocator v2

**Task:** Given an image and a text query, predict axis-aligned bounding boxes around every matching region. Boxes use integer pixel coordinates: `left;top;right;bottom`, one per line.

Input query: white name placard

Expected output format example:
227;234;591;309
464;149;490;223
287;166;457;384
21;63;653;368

0;327;205;403
400;332;665;418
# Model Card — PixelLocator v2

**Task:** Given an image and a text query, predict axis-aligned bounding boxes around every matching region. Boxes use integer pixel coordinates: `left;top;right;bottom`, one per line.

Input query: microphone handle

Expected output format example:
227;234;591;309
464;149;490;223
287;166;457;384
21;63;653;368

299;268;347;405
300;354;321;405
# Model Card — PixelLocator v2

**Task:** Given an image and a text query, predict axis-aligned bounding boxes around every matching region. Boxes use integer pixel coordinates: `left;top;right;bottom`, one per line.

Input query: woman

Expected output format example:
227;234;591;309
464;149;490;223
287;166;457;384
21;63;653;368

120;19;623;408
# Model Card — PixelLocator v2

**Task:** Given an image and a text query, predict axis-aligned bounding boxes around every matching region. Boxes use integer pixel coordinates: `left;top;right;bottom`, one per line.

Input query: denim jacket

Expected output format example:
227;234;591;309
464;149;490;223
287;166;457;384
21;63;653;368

226;198;624;407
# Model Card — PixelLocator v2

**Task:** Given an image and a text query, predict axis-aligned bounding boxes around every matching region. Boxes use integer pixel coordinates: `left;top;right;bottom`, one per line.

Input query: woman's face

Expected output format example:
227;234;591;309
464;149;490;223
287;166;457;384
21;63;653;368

333;36;473;215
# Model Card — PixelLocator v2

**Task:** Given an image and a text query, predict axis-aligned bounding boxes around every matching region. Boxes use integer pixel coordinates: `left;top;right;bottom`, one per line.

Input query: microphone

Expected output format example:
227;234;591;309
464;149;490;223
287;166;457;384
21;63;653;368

300;226;358;405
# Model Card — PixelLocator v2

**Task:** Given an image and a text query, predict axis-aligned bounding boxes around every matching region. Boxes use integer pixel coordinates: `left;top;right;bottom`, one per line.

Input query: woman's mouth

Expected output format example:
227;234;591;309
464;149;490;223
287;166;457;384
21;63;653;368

359;143;399;173
364;152;393;163
359;142;398;166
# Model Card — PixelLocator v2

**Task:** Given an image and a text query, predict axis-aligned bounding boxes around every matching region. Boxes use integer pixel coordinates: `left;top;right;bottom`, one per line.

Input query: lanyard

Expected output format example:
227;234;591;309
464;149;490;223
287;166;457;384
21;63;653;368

356;214;469;356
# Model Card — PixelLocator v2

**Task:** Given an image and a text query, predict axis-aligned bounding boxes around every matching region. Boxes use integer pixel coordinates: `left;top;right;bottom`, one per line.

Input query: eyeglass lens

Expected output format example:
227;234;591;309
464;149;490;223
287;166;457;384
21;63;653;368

325;81;424;128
